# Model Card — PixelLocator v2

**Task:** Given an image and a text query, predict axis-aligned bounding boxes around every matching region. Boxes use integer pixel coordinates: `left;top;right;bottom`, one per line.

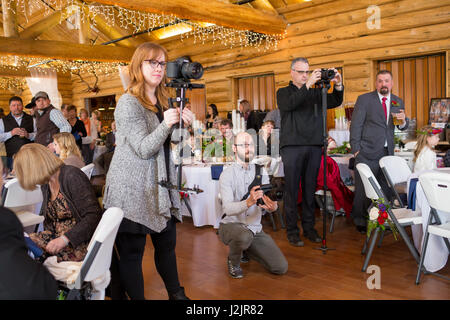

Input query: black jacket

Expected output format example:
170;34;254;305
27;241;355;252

40;165;102;247
277;81;343;148
0;207;57;299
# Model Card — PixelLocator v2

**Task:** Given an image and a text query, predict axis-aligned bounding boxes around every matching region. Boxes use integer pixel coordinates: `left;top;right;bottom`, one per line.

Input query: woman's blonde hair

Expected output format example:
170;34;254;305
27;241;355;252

127;42;171;113
53;132;82;162
414;125;439;162
14;143;63;191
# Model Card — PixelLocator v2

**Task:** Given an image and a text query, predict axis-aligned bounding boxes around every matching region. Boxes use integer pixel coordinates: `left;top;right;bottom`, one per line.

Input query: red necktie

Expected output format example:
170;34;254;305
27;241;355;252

382;97;387;121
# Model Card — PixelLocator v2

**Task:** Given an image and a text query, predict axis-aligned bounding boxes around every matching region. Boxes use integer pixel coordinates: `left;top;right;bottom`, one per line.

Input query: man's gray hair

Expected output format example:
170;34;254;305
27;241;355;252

291;57;309;69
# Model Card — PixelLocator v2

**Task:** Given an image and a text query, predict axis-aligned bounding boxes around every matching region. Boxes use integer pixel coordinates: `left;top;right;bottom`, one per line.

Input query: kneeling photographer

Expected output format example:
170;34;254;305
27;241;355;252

218;132;288;279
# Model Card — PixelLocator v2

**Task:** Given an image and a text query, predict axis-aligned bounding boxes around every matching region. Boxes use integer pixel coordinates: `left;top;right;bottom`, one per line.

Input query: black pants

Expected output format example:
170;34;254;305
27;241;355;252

281;145;322;237
111;218;181;300
351;149;392;226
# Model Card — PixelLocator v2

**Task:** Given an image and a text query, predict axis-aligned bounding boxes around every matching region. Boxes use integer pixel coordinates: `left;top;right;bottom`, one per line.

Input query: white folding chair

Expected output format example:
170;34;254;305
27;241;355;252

81;163;95;180
2;178;44;228
356;163;421;272
415;172;450;284
66;207;124;300
380;156;412;208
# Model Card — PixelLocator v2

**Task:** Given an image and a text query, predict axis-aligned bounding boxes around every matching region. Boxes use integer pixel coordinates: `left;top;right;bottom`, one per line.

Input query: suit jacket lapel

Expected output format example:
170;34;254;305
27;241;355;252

372;90;387;127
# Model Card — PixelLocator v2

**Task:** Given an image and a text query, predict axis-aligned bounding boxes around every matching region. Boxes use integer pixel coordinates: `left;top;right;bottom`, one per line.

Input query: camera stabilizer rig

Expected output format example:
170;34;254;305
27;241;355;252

314;68;337;255
158;57;205;201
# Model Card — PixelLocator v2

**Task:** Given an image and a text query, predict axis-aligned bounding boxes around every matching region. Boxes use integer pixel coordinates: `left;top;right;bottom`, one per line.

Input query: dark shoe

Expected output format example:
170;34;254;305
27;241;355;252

304;229;322;243
168;287;190;300
356;225;367;234
227;259;243;279
287;234;304;247
240;250;249;263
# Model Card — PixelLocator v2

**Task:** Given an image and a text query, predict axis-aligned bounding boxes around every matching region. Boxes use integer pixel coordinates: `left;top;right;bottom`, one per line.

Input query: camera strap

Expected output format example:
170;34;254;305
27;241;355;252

221;164;263;220
240;164;262;201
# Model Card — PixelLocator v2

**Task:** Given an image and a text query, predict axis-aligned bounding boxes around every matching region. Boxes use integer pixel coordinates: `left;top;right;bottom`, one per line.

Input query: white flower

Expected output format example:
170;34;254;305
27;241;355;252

369;207;379;221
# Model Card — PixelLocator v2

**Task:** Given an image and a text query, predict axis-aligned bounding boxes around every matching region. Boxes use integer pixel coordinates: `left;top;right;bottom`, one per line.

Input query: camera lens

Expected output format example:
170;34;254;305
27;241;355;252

181;62;203;80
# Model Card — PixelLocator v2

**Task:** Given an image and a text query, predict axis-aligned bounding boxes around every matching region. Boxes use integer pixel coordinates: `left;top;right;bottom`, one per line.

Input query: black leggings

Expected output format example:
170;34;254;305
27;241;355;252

112;220;180;300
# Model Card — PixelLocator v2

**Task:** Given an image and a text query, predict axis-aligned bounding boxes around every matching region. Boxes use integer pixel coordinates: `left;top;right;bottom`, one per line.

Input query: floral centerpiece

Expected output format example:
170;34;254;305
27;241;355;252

328;141;351;154
367;198;398;239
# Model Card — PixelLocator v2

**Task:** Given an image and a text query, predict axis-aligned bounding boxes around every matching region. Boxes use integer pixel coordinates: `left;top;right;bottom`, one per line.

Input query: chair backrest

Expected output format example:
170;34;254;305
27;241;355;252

418;172;450;213
81;163;95;180
75;207;123;288
356;163;383;200
379;156;412;185
2;178;43;209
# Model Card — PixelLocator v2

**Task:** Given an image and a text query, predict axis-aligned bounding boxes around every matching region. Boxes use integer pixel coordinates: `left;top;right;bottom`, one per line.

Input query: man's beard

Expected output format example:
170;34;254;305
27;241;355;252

236;151;253;163
380;87;389;94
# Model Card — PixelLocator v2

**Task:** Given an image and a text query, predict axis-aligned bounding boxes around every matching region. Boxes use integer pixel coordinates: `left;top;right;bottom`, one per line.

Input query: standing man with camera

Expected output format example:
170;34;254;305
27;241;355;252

218;132;288;279
278;57;343;247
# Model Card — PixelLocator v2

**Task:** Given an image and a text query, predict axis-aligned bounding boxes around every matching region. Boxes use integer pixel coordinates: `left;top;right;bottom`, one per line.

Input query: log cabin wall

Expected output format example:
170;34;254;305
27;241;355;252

0;72;72;114
71;72;125;115
160;0;450;129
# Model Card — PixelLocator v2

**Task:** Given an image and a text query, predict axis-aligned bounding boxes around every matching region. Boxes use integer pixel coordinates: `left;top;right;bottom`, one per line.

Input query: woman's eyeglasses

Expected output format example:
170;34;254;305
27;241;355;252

143;59;167;69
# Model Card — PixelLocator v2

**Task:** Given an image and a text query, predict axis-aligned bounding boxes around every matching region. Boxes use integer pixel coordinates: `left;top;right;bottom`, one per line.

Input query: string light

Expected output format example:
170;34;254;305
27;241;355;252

6;0;285;51
0;77;27;91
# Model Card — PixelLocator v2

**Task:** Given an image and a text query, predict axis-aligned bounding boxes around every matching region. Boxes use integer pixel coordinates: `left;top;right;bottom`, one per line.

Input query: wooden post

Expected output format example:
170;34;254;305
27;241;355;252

2;0;19;38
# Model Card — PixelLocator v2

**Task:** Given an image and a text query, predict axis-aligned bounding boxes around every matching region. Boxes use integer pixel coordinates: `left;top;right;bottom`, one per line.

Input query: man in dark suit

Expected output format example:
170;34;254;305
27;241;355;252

350;70;409;233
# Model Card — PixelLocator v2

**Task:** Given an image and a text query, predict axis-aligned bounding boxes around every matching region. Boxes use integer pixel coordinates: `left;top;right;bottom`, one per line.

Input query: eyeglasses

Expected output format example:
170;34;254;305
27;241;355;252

143;59;167;69
292;69;310;75
234;143;253;148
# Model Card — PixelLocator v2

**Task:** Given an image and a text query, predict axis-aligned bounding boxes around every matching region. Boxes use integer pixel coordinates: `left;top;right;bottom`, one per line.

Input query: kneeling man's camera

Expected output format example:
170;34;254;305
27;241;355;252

256;177;285;206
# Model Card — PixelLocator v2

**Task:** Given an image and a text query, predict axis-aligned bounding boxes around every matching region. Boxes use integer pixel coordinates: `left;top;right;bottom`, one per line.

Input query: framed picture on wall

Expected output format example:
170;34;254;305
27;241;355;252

429;98;450;128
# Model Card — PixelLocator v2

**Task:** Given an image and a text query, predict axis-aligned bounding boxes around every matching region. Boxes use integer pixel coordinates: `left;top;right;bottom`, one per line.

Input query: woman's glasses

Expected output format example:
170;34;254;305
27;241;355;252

143;59;167;69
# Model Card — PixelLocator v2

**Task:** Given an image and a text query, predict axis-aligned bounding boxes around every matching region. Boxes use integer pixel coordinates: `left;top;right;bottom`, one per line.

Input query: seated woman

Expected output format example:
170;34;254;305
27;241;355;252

13;144;102;262
297;137;354;217
205;104;221;129
52;132;85;169
257;120;275;156
413;126;441;173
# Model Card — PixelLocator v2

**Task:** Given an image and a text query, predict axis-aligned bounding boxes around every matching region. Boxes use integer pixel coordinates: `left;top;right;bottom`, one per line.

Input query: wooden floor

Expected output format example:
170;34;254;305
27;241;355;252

141;210;450;300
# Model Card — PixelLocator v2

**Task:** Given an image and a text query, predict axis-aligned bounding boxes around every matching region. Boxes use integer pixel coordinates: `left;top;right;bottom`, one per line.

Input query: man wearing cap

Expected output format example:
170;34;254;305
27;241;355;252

0;96;37;170
25;97;38;117
33;91;71;146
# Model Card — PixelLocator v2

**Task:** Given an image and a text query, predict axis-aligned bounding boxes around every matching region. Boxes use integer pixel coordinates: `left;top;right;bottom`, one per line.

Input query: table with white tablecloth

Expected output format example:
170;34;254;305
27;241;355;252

411;168;450;272
329;129;350;147
181;163;231;229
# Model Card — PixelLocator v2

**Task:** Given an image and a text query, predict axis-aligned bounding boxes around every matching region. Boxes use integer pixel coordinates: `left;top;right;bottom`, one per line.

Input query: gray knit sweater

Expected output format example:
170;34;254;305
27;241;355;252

103;93;182;232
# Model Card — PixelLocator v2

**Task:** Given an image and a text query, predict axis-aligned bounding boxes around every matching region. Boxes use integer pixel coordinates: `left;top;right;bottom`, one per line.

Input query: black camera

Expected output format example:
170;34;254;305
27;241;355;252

320;68;336;81
256;177;285;206
166;57;203;80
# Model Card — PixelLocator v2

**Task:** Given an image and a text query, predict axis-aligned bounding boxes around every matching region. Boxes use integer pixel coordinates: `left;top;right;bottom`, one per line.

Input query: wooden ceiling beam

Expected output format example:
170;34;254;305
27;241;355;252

0;36;134;62
251;0;279;15
2;0;19;37
19;5;80;40
87;0;287;35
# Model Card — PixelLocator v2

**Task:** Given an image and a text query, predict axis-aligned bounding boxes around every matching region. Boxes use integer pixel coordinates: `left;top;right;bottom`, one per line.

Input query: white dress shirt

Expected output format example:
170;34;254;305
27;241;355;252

0;113;37;142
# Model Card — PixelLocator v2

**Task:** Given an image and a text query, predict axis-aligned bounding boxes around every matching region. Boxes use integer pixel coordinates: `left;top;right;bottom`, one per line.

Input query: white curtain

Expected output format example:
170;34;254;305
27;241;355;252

118;65;130;91
26;68;62;109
